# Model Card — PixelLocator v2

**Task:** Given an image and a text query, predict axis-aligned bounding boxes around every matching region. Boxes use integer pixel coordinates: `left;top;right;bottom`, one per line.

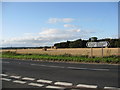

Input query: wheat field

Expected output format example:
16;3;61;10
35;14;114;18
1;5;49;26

1;48;119;57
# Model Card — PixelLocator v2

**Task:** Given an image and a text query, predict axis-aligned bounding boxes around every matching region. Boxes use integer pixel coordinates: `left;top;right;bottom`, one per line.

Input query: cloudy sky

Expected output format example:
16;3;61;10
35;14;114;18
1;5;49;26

1;2;118;47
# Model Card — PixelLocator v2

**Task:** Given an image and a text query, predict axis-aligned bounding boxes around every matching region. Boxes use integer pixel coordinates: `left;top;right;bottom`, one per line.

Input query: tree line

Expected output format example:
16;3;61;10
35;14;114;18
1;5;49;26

54;37;120;48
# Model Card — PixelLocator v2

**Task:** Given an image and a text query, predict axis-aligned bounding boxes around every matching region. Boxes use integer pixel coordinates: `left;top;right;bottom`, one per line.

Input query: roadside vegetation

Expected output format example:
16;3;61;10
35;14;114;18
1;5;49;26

1;51;119;64
2;48;118;57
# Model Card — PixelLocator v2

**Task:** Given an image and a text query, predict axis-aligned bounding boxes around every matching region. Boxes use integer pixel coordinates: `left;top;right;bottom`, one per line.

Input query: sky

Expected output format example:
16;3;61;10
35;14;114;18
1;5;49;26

1;2;118;47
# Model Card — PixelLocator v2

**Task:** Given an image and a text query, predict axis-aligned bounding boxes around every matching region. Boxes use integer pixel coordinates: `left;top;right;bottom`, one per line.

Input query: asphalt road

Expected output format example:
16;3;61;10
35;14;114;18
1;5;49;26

1;58;120;90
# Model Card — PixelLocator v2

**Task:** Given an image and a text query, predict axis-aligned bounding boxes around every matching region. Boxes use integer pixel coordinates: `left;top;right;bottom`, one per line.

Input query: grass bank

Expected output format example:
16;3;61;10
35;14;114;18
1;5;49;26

1;51;119;64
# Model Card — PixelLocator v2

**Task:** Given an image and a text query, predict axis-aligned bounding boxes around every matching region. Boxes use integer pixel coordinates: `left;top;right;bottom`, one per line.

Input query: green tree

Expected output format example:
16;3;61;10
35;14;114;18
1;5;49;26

89;37;98;42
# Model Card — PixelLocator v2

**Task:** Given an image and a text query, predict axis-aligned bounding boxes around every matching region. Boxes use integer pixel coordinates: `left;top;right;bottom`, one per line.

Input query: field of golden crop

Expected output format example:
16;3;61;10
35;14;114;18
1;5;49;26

1;48;119;57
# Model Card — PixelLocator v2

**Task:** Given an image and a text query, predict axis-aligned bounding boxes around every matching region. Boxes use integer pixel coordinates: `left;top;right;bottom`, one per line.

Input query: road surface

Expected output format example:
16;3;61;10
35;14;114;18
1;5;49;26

1;58;120;90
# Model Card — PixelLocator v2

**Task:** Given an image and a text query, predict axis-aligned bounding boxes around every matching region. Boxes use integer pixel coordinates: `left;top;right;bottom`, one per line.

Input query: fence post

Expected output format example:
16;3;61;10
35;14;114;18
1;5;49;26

91;47;93;58
102;47;103;57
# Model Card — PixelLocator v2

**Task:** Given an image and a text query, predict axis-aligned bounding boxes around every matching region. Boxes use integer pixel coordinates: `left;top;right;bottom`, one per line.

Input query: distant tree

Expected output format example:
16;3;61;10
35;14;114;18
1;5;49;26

54;42;68;48
114;39;120;48
69;39;83;48
89;37;98;42
54;38;119;48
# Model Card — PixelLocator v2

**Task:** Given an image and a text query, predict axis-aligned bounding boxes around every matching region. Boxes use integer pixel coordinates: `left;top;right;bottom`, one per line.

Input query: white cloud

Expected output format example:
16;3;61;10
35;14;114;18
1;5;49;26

64;24;75;28
39;28;59;35
71;29;81;32
48;18;59;24
48;18;74;24
2;28;96;47
61;18;74;23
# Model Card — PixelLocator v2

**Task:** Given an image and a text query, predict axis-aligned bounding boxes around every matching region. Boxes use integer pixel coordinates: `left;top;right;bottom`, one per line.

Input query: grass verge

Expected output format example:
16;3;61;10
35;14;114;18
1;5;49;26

1;51;119;64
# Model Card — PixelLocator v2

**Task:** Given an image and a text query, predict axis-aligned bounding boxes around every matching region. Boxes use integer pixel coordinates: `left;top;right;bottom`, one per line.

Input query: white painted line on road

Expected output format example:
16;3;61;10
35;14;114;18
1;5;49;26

54;81;73;86
13;80;26;84
28;83;44;87
30;64;37;66
2;61;10;64
104;87;120;89
0;74;8;77
10;75;21;79
31;63;109;71
46;85;65;89
40;65;47;67
30;63;109;71
90;68;109;71
48;65;60;68
76;84;97;88
67;67;109;71
31;63;65;69
1;78;11;81
48;65;65;68
31;64;48;67
67;67;87;70
22;77;35;81
37;79;52;84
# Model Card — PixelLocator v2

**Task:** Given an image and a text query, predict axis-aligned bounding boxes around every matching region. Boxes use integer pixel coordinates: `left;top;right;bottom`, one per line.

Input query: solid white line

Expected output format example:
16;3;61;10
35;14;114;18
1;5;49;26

31;63;65;69
67;67;109;71
54;81;73;86
13;80;26;84
28;83;44;87
90;68;109;71
67;67;87;70
104;87;120;89
31;64;47;67
40;65;47;67
46;85;65;89
2;61;10;64
37;79;52;84
10;75;21;79
31;63;109;71
22;77;35;81
1;78;11;81
76;84;97;88
48;65;64;68
0;74;8;76
30;64;37;66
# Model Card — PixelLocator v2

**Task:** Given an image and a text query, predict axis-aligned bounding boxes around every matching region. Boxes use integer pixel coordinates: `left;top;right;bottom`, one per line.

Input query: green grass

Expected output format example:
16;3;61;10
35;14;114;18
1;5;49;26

1;51;119;64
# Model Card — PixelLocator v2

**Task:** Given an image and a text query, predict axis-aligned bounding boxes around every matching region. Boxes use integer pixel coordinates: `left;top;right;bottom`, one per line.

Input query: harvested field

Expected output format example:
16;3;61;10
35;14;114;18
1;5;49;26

1;48;119;57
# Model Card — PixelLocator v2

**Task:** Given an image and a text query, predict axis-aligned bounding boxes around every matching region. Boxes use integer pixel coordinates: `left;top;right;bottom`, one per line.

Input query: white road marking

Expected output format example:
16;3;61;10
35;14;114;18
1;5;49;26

104;87;120;89
22;77;35;81
31;64;65;69
1;78;11;81
67;67;109;71
2;61;10;64
10;75;21;79
28;83;44;87
90;68;109;71
54;81;73;86
30;64;37;66
31;63;109;71
48;65;65;68
67;67;87;70
76;84;97;88
13;80;26;84
37;79;52;84
46;85;65;89
0;74;8;76
40;65;47;67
